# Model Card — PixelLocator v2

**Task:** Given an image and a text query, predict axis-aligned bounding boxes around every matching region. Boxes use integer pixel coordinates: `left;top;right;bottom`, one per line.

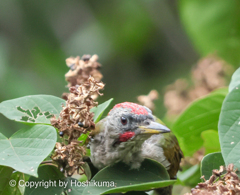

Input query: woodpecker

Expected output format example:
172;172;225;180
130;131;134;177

90;102;183;181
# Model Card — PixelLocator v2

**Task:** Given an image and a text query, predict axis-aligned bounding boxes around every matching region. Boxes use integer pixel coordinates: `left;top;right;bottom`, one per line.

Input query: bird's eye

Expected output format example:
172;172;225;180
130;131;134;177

121;116;128;125
145;121;150;126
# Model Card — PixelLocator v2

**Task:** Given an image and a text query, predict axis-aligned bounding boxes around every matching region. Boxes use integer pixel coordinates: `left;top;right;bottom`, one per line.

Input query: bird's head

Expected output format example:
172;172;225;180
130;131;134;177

94;102;170;146
90;102;172;169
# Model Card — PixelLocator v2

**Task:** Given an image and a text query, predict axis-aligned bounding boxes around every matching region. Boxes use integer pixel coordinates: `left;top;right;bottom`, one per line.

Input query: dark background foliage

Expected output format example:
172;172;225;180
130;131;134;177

0;0;201;136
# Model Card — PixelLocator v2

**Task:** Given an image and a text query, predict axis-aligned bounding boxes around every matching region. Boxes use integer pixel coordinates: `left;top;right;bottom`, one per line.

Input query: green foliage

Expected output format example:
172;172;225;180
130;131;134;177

0;96;116;194
0;166;13;194
0;95;65;124
0;125;57;177
201;152;224;180
172;67;240;188
25;166;89;195
218;84;240;173
180;0;240;66
199;67;240;185
2;172;27;195
25;165;86;195
82;163;92;181
0;166;29;195
172;88;227;156
25;165;68;195
229;67;240;92
25;159;174;195
201;130;220;154
82;159;175;195
91;98;113;123
177;165;201;187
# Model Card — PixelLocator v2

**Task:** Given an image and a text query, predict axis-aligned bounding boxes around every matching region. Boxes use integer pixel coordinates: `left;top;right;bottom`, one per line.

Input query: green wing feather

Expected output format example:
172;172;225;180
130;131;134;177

155;116;184;178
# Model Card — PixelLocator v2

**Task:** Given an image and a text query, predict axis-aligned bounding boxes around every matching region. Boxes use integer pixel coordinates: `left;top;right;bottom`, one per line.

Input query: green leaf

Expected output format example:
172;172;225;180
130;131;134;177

0;95;65;124
180;0;240;66
0;125;57;177
25;165;84;195
78;133;89;146
210;87;228;95
25;165;66;195
201;152;224;180
82;159;175;195
219;84;240;173
67;177;86;195
229;67;240;92
172;89;227;156
0;166;13;194
82;163;92;181
2;172;26;195
91;98;113;123
178;165;201;187
201;130;221;154
0;167;28;195
124;192;148;195
177;165;199;183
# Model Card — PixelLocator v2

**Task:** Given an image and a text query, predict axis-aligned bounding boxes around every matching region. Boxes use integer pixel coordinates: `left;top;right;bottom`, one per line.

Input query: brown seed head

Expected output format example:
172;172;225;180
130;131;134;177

51;66;104;176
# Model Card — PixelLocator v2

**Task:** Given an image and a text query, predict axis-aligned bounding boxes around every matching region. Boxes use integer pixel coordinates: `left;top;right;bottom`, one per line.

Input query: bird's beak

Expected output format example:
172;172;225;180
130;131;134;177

138;121;170;134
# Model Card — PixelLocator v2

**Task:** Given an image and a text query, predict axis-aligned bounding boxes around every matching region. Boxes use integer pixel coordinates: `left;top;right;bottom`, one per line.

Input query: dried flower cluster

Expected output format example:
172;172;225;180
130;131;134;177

51;142;86;176
65;54;102;87
63;55;103;100
185;164;240;195
51;76;104;176
164;55;233;116
137;90;159;110
52;77;104;137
